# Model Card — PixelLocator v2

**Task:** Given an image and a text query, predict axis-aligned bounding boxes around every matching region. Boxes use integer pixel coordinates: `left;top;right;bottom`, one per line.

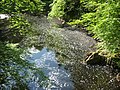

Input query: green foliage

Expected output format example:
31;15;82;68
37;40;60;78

80;0;101;12
0;0;45;15
67;19;82;26
9;15;30;36
80;0;120;54
42;0;53;14
48;0;81;21
0;0;46;38
0;15;31;43
48;0;66;19
0;42;46;89
0;0;45;42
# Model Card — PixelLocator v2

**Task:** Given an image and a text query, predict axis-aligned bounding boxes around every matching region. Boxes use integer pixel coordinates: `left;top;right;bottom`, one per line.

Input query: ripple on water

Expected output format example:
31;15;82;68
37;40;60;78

26;46;74;90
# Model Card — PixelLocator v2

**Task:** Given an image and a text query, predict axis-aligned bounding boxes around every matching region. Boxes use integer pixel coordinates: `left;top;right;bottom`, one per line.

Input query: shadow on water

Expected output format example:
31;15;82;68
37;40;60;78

21;16;120;90
26;46;74;90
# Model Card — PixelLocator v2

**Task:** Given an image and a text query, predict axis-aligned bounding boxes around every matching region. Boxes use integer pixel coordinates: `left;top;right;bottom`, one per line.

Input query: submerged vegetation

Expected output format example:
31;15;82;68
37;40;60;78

0;0;120;89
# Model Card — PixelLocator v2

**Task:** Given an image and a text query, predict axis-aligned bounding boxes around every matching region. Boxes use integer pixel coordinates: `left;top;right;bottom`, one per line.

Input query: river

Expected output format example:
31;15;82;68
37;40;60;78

20;15;120;90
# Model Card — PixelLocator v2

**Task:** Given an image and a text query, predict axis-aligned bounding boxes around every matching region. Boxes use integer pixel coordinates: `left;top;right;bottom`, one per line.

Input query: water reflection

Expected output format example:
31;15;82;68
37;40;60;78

26;46;74;90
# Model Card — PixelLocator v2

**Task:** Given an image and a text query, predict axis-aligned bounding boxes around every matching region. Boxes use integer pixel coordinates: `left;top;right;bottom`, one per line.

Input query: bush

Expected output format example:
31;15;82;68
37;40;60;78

0;0;45;42
48;0;66;19
0;0;45;15
0;15;31;43
81;0;120;54
48;0;81;21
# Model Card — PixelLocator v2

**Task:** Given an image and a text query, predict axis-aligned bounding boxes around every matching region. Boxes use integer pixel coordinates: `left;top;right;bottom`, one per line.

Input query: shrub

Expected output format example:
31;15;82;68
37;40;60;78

0;0;45;42
0;0;45;15
48;0;81;21
48;0;66;19
81;0;120;54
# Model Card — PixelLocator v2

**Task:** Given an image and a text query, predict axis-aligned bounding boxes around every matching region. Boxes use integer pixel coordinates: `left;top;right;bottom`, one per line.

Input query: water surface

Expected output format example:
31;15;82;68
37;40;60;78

22;16;120;90
26;46;74;90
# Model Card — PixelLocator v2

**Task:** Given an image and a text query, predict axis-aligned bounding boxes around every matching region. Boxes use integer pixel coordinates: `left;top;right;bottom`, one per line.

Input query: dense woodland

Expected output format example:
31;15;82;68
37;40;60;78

0;0;120;89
